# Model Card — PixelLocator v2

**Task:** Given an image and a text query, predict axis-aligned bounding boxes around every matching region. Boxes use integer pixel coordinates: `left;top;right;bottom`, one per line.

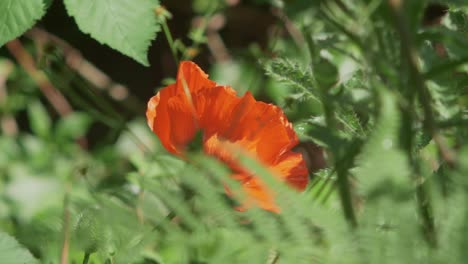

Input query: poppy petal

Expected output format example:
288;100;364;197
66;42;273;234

271;151;309;190
176;61;216;94
165;95;198;153
220;92;299;163
146;93;160;131
146;61;217;153
147;61;309;213
242;177;280;213
147;84;179;153
194;86;239;137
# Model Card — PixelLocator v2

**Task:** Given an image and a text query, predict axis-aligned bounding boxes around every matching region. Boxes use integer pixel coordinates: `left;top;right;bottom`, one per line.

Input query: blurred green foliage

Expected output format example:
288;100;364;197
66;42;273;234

1;0;468;263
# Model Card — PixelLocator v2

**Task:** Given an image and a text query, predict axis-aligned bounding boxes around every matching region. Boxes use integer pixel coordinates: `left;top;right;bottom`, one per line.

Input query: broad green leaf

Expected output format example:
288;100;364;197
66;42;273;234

64;0;161;66
0;0;45;47
0;232;38;264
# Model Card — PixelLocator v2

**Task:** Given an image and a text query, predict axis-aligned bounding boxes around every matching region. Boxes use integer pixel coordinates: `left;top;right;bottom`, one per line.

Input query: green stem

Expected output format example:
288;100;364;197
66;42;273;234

82;252;91;264
60;183;71;264
317;8;364;50
332;0;356;19
388;0;438;247
336;166;358;227
305;30;358;228
162;20;179;64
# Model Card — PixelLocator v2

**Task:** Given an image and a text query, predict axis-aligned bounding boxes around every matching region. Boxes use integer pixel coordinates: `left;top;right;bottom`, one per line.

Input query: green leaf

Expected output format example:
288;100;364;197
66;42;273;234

0;231;38;264
4;166;63;221
295;120;347;150
55;112;92;140
43;0;54;9
354;90;411;199
73;208;104;253
263;58;320;101
27;100;51;138
63;0;161;66
0;0;45;47
312;56;339;90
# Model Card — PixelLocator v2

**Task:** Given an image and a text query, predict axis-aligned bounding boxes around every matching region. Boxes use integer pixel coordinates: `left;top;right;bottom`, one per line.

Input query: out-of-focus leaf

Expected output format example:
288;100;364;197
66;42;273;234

43;0;54;9
0;232;38;264
73;208;105;253
295;120;346;150
27;100;51;138
0;0;45;47
116;119;159;157
63;0;161;66
0;138;20;169
312;56;339;90
354;90;411;199
4;165;63;221
55;112;92;140
210;60;262;95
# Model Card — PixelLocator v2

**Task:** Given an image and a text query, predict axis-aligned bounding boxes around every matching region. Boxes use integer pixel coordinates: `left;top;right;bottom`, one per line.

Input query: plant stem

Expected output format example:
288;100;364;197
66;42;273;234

82;252;91;264
336;166;358;228
6;39;73;117
317;8;364;50
60;182;71;264
389;0;455;167
388;0;439;247
162;20;179;64
333;0;355;19
305;31;358;228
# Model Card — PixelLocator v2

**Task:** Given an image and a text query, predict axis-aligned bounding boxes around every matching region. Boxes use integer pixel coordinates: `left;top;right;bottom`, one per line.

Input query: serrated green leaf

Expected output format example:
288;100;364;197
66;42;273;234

64;0;161;66
336;108;366;138
73;208;104;253
263;58;320;101
0;232;38;264
0;0;45;47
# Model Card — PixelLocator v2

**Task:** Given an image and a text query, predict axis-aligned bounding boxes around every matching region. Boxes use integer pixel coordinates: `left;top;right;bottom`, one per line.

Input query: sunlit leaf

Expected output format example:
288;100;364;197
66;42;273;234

0;232;38;264
64;0;161;66
0;0;45;47
263;58;320;101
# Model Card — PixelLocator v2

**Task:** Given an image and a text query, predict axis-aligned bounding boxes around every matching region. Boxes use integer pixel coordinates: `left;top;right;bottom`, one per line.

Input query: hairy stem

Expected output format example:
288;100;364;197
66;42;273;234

388;0;439;247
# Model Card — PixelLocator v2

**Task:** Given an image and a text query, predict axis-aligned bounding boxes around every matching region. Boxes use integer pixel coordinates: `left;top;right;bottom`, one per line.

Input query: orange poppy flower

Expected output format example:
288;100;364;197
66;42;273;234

146;61;308;212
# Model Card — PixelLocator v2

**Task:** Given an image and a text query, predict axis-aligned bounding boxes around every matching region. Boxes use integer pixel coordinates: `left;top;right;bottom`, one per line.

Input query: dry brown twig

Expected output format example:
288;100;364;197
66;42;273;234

6;38;90;149
25;27;133;102
271;7;306;48
0;60;18;136
6;39;73;116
